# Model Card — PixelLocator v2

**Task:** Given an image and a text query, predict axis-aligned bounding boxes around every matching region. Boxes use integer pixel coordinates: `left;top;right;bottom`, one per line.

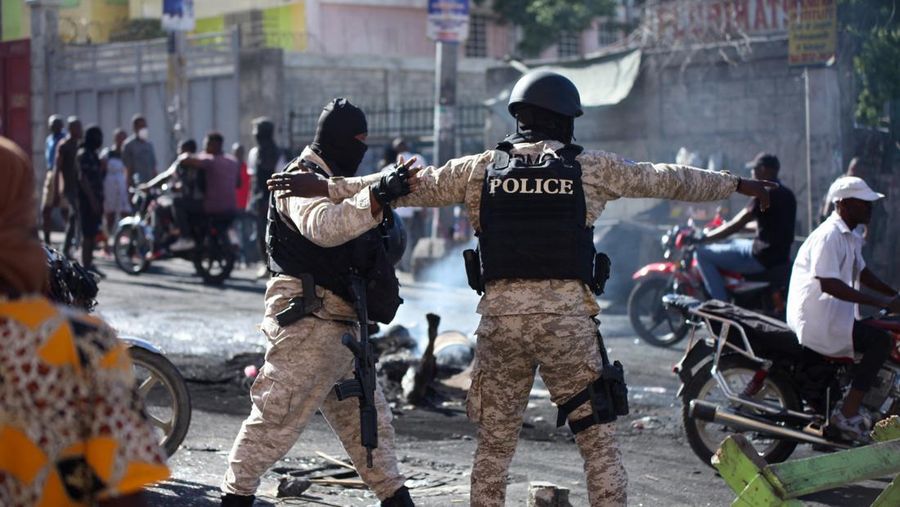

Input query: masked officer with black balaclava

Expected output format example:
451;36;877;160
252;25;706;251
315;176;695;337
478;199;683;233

247;117;285;277
268;72;776;507
221;98;415;507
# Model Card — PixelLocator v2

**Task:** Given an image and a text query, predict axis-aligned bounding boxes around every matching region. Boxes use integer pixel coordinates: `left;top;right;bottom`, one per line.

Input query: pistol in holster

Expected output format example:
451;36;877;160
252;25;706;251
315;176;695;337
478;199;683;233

274;273;323;327
463;248;485;295
591;252;612;296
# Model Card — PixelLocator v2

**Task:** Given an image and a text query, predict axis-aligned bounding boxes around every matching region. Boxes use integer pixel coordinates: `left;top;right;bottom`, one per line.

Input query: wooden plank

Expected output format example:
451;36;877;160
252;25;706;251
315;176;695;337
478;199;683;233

870;416;900;443
308;478;367;488
871;477;900;507
315;451;357;472
762;440;900;498
731;475;800;507
712;435;768;496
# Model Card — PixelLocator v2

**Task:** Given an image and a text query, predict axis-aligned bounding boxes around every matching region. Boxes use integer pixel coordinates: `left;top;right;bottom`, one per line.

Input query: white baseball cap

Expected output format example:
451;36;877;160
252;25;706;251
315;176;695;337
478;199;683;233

828;176;884;203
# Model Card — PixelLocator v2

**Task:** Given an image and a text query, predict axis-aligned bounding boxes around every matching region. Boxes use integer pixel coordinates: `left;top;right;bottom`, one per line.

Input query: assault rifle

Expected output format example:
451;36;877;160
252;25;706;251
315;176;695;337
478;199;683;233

333;271;378;467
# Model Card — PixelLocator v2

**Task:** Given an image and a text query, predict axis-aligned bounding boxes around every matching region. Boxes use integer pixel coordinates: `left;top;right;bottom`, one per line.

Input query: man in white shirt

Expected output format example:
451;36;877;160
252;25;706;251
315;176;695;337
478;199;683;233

786;176;900;439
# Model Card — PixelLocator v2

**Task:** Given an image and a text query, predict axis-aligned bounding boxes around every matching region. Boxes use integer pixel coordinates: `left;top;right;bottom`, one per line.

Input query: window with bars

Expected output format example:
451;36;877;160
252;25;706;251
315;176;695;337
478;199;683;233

558;31;580;58
465;14;488;58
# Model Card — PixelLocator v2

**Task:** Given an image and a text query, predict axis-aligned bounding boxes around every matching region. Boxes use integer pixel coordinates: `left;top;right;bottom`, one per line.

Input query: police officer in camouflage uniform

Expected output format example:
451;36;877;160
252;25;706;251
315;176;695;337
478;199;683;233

268;72;775;506
221;99;415;507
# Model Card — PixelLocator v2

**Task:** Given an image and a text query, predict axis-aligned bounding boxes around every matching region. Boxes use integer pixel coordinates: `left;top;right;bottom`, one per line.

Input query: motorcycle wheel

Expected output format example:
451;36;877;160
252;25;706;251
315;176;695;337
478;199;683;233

129;346;192;457
627;277;691;347
682;355;800;467
113;224;150;275
193;233;235;285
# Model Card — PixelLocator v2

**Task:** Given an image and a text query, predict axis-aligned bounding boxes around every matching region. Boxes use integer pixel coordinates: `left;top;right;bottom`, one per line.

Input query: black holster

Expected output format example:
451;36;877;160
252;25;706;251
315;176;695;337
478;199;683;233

463;248;484;295
274;273;323;327
591;252;611;296
556;328;628;433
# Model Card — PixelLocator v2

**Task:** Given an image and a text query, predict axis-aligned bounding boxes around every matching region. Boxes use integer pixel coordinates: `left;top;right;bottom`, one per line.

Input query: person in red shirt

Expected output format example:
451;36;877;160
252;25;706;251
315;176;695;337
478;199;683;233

232;142;250;209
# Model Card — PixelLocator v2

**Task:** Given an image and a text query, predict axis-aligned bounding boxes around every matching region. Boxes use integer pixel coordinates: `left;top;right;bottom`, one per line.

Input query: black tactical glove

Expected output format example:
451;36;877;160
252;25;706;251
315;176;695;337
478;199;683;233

371;164;411;207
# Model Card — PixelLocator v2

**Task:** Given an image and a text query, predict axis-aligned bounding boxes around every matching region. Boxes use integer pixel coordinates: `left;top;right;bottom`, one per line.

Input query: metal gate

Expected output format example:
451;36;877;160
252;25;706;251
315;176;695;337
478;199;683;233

0;39;32;155
288;101;488;174
50;31;239;172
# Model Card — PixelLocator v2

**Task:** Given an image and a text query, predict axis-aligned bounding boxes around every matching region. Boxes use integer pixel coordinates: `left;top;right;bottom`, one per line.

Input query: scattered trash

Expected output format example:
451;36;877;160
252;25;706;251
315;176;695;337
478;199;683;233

277;477;311;497
631;416;662;430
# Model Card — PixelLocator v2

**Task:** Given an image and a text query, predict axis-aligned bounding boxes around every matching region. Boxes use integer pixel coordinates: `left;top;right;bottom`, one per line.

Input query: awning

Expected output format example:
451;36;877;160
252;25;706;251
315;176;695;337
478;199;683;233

540;49;642;107
486;49;642;113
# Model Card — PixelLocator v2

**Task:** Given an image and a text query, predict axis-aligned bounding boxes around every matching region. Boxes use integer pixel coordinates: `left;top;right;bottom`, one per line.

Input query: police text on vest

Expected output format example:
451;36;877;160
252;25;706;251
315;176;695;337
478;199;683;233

487;177;574;196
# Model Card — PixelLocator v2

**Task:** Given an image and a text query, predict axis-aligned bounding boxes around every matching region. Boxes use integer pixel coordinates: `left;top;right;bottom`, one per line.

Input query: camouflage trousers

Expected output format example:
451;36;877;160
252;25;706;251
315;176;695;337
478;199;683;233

467;314;627;507
222;315;407;500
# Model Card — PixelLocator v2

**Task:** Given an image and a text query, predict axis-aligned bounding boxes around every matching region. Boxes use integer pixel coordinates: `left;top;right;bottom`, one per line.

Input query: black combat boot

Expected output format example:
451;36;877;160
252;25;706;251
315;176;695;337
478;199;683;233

381;486;415;506
221;493;255;507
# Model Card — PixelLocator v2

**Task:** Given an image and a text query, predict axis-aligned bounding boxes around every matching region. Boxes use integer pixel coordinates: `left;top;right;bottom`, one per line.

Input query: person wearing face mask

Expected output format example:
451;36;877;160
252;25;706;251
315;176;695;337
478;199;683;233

220;99;415;507
77;125;105;276
122;114;158;186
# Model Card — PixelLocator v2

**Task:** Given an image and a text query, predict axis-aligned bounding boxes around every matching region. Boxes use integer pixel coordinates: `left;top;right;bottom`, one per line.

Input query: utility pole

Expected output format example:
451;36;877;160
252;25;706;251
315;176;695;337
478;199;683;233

166;30;188;153
163;0;194;156
27;0;61;175
427;0;468;240
432;40;458;238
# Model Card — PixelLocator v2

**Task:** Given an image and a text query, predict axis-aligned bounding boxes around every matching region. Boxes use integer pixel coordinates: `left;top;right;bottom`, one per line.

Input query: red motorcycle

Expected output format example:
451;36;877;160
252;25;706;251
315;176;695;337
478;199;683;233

628;215;789;347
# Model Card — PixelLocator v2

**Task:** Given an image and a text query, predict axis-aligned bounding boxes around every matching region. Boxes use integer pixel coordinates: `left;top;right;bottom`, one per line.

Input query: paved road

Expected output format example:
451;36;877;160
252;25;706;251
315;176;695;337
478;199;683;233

91;256;882;506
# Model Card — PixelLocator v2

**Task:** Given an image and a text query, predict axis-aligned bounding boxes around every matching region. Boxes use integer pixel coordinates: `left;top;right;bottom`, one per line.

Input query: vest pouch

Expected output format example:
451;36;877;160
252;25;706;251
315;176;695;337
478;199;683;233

463;249;484;294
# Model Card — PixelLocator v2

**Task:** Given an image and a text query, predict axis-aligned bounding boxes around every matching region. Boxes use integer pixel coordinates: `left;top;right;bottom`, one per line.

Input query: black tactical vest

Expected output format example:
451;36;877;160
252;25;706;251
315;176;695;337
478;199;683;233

478;142;595;284
266;158;402;323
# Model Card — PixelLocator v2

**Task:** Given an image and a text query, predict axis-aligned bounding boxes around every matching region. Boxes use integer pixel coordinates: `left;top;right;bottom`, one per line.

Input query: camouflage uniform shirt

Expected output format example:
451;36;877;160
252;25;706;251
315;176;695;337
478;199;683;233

327;140;739;316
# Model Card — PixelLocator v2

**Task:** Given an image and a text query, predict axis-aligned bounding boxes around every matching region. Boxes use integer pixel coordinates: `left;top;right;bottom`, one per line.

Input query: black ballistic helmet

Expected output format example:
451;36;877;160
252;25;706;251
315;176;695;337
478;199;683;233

382;210;407;267
508;70;583;118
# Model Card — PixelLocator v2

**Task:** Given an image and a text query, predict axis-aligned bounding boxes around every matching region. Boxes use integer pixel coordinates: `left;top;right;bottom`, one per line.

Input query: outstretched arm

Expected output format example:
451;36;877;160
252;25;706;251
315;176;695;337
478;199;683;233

582;151;775;209
268;153;483;210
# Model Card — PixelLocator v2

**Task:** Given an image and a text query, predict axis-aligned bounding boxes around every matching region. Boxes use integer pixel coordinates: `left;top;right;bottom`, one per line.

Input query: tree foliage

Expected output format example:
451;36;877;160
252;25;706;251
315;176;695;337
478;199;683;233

840;0;900;125
475;0;616;57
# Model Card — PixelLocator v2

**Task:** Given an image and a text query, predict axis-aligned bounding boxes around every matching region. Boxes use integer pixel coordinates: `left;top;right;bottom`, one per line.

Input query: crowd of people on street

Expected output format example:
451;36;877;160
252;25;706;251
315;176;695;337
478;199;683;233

2;68;898;507
35;113;291;275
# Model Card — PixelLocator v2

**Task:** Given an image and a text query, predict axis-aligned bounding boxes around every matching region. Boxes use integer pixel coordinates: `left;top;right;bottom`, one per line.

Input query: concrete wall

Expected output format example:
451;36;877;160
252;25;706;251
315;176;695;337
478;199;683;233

238;48;285;151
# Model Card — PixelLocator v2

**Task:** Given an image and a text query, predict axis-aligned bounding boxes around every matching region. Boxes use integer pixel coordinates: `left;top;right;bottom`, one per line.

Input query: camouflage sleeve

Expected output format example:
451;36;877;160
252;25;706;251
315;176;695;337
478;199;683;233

327;173;382;202
391;152;486;208
276;189;379;248
327;153;485;208
580;150;739;202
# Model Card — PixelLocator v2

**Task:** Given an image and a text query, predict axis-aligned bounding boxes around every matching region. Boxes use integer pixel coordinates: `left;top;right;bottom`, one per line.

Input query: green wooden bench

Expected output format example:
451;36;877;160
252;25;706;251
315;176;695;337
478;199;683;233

712;416;900;506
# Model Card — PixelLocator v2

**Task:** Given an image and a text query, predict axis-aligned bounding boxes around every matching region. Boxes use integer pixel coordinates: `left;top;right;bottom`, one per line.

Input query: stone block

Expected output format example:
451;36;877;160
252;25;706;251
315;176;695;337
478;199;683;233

527;482;571;507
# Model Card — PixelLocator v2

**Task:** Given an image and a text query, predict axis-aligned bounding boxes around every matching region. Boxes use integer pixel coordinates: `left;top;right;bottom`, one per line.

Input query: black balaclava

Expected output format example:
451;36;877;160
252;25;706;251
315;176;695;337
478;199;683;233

310;98;368;177
83;126;104;152
505;104;575;145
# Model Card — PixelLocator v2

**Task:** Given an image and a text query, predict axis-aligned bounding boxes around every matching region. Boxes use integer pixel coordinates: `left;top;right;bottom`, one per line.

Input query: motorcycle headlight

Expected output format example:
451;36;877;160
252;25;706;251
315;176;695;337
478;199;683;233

661;234;670;251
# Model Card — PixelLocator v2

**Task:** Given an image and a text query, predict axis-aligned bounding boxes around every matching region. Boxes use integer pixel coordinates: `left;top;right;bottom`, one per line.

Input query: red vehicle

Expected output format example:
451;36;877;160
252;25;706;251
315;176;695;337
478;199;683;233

628;215;790;347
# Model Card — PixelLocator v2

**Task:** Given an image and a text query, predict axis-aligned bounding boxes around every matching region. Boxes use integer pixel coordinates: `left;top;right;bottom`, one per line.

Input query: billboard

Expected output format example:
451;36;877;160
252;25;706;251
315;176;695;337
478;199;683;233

162;0;196;32
788;0;836;66
427;0;469;43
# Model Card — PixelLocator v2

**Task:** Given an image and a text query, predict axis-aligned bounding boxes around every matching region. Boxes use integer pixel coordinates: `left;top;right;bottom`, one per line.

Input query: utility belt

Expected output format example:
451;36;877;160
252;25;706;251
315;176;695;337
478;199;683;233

555;324;629;433
463;248;612;296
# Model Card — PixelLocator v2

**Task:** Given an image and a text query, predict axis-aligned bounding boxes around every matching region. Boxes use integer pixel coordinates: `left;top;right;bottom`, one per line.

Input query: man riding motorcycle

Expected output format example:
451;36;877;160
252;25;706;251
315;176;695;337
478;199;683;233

139;139;200;254
787;176;900;440
694;153;796;301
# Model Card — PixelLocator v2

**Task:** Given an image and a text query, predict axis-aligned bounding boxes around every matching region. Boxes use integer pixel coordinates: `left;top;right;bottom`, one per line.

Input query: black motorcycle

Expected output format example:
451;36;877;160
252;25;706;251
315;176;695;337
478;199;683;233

112;188;236;285
45;245;192;457
668;295;900;466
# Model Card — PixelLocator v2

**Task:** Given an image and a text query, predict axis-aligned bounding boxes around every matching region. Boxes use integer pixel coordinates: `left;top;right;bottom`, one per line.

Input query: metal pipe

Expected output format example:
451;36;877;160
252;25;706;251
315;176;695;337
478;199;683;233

690;400;850;449
711;370;816;422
